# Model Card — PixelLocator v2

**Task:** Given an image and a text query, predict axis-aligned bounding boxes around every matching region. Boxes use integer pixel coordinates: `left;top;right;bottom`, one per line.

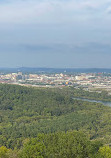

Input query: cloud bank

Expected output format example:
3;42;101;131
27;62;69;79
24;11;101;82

0;0;111;24
0;0;111;68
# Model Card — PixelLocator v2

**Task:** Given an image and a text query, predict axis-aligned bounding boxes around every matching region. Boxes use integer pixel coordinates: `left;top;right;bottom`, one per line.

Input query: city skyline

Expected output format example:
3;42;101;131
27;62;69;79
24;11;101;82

0;0;111;68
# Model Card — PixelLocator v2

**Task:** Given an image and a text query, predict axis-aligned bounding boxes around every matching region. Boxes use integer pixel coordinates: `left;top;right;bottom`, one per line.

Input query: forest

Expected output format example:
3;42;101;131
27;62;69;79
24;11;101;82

1;83;111;157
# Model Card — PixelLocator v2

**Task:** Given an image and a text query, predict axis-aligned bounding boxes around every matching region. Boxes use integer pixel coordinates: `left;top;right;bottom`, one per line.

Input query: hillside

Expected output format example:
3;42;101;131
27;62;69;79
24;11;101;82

1;84;111;157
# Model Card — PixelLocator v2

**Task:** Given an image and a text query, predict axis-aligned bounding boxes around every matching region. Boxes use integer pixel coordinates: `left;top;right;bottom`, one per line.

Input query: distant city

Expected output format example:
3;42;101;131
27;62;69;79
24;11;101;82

1;68;111;93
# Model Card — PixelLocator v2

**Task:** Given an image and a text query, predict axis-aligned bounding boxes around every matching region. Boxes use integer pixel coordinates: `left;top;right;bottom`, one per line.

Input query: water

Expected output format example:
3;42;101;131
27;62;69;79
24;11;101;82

73;97;111;107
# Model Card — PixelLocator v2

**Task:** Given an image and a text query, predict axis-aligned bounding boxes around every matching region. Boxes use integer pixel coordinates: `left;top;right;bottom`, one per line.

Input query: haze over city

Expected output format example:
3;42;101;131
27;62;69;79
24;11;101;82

0;0;111;68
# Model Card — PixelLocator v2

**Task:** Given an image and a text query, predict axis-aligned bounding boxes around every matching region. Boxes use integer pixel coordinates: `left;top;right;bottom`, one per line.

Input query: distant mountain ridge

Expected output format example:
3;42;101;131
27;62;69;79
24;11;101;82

1;67;111;73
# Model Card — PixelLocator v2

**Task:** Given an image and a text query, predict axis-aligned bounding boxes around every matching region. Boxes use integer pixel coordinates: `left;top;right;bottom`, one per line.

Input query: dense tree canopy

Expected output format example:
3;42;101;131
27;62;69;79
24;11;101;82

1;83;111;157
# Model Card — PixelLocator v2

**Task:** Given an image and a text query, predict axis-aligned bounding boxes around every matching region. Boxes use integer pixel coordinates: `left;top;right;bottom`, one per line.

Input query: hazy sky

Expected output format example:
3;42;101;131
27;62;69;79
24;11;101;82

0;0;111;68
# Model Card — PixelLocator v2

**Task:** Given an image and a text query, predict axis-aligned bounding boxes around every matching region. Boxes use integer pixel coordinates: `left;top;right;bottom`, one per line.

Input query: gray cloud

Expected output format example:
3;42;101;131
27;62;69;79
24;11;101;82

0;0;111;68
1;42;110;54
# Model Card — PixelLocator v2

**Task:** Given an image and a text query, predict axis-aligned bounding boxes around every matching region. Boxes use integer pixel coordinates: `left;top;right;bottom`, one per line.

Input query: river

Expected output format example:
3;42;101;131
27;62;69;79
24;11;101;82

73;97;111;107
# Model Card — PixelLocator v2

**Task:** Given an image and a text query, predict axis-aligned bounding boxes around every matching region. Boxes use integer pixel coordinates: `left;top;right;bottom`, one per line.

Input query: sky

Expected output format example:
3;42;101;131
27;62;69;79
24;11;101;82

0;0;111;68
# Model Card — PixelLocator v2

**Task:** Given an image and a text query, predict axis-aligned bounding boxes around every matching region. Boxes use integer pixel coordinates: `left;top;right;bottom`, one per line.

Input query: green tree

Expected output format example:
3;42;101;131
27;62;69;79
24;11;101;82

0;146;9;158
97;146;111;158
